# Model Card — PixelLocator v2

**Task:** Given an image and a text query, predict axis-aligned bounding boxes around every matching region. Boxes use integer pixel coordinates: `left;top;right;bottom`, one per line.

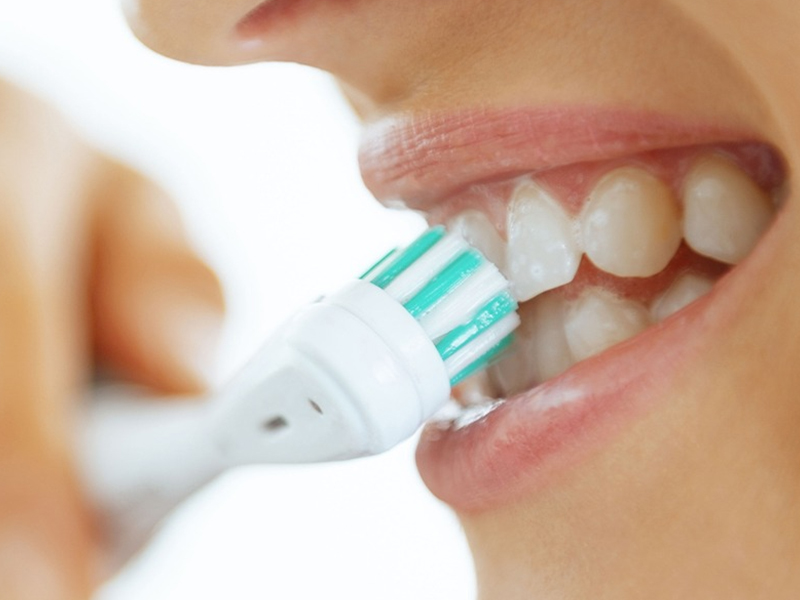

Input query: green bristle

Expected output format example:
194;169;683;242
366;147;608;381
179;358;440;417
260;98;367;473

449;334;515;386
435;292;517;360
359;247;398;280
363;226;519;389
403;249;483;318
370;226;446;289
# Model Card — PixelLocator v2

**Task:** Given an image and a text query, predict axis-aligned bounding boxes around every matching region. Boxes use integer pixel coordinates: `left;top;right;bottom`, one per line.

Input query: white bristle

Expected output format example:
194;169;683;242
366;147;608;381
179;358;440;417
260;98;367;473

383;234;467;303
417;262;509;341
443;312;520;379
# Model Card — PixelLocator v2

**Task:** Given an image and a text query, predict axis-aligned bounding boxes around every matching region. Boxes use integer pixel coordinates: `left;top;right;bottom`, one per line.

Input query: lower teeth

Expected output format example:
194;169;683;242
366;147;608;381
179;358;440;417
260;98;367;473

650;272;715;322
458;265;720;401
564;289;651;362
488;292;573;395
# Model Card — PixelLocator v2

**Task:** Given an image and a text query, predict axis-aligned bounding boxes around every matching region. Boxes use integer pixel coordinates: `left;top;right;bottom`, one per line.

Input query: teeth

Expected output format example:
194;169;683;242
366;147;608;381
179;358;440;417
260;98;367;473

451;371;498;406
651;272;714;322
440;155;767;397
581;167;682;278
488;292;575;396
564;288;651;361
447;210;506;270
683;155;775;264
506;182;582;302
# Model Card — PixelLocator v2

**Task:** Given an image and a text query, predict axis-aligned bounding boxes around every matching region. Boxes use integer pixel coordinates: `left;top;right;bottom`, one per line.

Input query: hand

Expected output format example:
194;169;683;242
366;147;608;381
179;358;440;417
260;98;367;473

0;80;225;599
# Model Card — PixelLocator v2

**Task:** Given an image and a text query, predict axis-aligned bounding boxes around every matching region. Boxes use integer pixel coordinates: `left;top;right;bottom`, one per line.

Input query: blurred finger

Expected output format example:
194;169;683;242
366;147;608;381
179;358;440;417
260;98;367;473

0;458;94;599
0;82;97;598
89;160;225;395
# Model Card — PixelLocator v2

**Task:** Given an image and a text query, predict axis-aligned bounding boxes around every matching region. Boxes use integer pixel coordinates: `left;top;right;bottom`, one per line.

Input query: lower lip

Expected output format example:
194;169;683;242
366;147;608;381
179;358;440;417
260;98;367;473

415;205;788;513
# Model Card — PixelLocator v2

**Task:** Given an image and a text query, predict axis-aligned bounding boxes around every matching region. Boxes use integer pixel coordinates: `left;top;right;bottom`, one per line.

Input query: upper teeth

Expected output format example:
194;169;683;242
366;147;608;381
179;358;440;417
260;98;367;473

447;209;506;271
506;182;582;300
448;155;775;304
682;155;775;264
581;167;683;278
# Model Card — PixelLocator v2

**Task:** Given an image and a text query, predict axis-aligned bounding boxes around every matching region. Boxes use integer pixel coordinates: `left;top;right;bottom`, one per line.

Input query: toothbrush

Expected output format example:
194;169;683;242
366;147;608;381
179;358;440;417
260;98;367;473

80;226;519;564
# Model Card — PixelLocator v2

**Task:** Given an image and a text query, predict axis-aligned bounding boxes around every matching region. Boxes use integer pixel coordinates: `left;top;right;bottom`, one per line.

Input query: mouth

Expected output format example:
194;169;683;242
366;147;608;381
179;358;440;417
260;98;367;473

358;108;788;512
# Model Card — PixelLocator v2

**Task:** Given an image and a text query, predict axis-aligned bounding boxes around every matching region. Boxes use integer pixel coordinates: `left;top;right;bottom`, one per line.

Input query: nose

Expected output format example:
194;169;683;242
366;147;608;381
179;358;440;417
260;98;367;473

120;0;495;108
123;0;264;66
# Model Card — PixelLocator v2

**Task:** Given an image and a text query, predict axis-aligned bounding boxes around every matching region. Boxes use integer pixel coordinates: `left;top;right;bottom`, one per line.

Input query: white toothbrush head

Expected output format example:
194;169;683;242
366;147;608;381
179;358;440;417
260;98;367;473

212;226;520;463
361;225;519;388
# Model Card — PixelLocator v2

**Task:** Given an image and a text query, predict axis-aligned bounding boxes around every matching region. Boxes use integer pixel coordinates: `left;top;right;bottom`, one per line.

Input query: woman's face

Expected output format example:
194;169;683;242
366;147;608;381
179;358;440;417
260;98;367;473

126;0;800;595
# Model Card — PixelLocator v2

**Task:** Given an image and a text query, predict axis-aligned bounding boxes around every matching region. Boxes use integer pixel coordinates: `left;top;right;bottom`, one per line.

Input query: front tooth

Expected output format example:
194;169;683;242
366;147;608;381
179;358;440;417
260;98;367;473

651;272;714;322
506;182;581;302
682;155;775;264
564;288;651;361
447;209;506;269
581;167;682;278
489;292;575;396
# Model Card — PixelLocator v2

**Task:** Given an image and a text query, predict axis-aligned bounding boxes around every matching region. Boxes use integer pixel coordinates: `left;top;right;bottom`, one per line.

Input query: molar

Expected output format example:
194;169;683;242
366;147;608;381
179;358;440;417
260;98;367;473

564;288;651;361
651;272;714;322
581;167;682;278
682;155;775;264
506;182;582;302
447;209;506;270
488;292;575;396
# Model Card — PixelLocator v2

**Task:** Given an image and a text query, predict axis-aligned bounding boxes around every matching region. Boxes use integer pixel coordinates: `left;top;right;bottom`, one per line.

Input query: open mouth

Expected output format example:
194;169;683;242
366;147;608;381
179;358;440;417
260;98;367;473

359;108;788;512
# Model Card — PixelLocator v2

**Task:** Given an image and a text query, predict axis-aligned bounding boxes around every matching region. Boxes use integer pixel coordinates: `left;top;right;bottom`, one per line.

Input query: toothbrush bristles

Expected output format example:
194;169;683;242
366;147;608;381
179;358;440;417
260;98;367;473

363;226;519;386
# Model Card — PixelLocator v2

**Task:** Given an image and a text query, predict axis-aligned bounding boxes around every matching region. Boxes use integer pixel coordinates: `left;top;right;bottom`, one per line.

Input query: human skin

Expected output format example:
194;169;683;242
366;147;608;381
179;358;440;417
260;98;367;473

0;81;225;599
121;0;800;597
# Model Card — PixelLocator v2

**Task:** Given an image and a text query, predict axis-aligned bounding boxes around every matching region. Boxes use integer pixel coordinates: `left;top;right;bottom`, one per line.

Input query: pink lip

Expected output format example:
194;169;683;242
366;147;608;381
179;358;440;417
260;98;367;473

358;108;758;209
357;107;784;513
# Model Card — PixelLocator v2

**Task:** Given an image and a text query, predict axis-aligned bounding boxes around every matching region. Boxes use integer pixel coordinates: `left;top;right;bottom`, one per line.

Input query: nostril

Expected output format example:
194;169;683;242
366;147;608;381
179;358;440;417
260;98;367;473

236;0;297;39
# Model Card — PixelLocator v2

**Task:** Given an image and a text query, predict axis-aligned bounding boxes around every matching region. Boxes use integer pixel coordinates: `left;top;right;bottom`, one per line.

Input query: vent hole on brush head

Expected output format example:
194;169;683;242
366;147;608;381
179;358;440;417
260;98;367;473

308;399;323;415
263;416;289;433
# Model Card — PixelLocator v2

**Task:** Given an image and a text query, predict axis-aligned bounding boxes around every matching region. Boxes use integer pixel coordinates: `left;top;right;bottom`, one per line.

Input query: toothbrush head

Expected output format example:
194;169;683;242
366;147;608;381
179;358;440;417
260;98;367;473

361;225;519;387
216;226;519;463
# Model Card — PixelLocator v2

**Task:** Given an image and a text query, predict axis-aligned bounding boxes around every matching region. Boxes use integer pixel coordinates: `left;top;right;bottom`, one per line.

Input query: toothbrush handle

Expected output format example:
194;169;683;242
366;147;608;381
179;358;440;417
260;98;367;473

80;330;377;567
78;305;405;564
80;281;449;566
79;387;223;568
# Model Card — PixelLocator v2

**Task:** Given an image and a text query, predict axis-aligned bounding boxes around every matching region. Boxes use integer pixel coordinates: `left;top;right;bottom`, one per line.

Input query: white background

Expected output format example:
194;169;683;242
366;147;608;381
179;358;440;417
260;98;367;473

0;1;476;598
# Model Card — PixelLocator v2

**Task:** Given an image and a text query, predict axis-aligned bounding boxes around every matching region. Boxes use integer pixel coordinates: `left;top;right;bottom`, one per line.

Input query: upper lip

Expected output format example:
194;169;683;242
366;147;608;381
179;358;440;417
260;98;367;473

358;106;760;211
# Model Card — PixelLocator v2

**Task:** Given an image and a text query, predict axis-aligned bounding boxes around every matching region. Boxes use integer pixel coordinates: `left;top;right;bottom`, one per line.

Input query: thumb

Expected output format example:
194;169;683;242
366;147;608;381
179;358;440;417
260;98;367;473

89;160;225;395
